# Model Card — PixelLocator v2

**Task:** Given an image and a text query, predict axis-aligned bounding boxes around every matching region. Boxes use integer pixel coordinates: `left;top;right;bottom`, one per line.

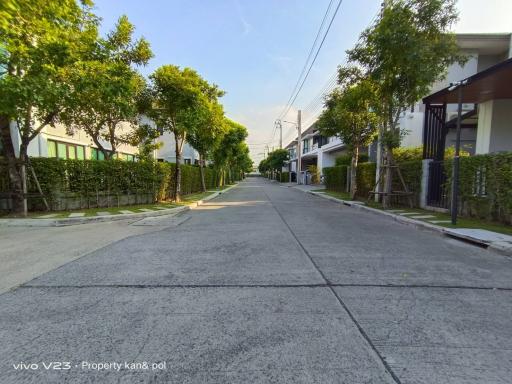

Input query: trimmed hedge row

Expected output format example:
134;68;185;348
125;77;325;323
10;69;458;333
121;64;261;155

355;162;376;198
445;153;512;223
323;166;347;192
324;160;422;204
279;172;290;182
0;158;229;211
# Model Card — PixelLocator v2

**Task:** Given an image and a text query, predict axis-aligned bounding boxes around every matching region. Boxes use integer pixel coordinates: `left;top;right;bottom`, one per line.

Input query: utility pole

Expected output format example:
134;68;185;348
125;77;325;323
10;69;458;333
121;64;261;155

297;110;302;185
277;119;283;149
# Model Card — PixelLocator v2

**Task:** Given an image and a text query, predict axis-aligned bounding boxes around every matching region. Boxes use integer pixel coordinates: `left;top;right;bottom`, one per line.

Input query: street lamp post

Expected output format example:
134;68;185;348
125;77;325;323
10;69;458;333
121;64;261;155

449;80;467;225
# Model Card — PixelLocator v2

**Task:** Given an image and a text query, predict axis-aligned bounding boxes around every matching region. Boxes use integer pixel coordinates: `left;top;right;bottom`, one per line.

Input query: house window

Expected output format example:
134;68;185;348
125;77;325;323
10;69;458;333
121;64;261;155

302;139;310;154
47;140;85;160
119;153;135;162
91;148;117;160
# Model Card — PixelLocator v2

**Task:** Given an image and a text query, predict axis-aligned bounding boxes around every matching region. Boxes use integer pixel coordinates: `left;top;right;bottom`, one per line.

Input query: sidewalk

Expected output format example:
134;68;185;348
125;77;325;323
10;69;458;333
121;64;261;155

0;184;237;227
297;187;512;257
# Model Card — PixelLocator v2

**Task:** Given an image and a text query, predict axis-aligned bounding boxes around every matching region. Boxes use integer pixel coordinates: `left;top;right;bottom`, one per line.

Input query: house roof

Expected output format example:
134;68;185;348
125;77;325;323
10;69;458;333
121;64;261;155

456;33;511;55
423;57;512;104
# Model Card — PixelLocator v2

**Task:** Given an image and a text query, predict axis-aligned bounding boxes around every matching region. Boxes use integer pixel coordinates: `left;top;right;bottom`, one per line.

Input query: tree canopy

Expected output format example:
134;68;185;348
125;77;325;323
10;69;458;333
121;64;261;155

58;15;153;159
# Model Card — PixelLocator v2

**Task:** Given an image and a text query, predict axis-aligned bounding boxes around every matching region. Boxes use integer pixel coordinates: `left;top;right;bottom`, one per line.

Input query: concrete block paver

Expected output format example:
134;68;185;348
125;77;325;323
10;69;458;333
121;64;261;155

68;213;85;218
37;213;59;218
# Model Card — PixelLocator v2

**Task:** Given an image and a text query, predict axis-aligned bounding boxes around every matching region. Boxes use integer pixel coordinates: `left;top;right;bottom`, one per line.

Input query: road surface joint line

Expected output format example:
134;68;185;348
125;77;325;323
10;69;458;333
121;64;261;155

18;283;512;290
2;224;182;298
261;186;403;384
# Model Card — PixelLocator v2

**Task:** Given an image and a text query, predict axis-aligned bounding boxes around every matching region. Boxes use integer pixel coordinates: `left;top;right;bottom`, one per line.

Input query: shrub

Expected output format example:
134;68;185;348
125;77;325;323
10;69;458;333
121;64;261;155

323;166;348;192
0;158;227;211
445;153;512;223
335;153;369;166
355;162;376;198
308;165;320;184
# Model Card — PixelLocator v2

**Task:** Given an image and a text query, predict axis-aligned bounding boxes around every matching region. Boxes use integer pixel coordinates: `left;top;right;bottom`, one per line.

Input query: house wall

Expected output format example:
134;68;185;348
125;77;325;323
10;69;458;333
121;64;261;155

11;120;139;160
476;99;512;154
155;131;199;163
402;44;511;152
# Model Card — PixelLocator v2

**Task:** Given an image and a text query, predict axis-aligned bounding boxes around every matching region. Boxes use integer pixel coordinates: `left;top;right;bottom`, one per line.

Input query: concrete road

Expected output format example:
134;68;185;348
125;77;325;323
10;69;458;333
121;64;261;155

1;177;511;383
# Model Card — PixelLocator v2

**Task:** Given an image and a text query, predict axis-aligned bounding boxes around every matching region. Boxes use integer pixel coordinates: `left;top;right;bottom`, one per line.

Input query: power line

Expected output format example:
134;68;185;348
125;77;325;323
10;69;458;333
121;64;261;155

278;0;344;120
277;0;335;120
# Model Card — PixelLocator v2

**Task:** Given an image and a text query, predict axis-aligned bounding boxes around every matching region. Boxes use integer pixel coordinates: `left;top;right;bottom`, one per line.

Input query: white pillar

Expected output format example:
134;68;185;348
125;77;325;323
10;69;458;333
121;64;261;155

420;159;432;208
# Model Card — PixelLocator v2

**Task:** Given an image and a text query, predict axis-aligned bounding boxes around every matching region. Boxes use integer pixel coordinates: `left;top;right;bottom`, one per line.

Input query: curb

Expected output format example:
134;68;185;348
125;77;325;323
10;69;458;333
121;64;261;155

0;183;238;227
304;190;512;257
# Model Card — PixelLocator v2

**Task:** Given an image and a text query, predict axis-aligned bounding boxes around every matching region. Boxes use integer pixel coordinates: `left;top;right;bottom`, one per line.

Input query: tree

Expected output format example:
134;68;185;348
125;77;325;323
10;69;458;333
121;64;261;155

264;149;289;179
0;0;98;215
258;158;269;175
59;15;152;160
347;0;465;206
147;65;208;202
186;84;226;192
212;119;249;184
317;68;380;199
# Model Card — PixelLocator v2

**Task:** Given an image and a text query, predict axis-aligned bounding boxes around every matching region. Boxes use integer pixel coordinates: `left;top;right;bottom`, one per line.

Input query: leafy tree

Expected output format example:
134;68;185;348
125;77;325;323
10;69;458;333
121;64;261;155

0;0;98;214
347;0;465;206
58;15;152;160
262;149;288;179
212;119;249;184
147;65;208;201
258;158;270;174
186;84;226;191
317;68;380;198
126;122;163;162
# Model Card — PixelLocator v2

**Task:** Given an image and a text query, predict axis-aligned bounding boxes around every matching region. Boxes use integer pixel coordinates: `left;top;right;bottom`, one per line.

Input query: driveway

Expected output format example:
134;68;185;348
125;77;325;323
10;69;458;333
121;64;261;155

1;177;511;383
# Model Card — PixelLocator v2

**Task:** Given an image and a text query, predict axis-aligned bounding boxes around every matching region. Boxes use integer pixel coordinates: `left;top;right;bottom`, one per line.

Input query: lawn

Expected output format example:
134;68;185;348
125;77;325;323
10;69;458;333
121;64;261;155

25;202;179;219
5;184;236;219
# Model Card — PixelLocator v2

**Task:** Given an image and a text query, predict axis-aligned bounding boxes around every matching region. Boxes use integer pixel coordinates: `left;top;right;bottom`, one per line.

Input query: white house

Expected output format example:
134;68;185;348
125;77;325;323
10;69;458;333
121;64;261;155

285;123;347;184
400;33;512;154
4;115;199;164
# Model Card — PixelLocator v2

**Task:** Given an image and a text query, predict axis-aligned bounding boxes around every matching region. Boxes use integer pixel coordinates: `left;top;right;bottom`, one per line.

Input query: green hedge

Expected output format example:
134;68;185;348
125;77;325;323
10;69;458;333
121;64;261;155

323;166;348;192
325;160;422;205
445;153;512;223
279;172;289;182
355;162;376;198
0;158;228;211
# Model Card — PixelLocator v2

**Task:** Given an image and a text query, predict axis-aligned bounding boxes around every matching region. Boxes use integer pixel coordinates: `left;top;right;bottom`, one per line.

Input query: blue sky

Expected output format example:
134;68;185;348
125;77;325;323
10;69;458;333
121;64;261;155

93;0;512;163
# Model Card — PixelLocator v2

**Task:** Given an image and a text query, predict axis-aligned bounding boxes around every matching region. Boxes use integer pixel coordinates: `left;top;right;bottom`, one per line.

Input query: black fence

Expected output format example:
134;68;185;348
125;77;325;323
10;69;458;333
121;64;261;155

427;160;450;209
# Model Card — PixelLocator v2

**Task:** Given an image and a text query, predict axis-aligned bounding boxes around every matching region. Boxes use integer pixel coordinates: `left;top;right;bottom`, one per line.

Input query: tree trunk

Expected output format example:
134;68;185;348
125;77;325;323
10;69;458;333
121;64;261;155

382;146;394;208
350;146;359;200
0;116;26;215
174;137;182;202
199;153;206;192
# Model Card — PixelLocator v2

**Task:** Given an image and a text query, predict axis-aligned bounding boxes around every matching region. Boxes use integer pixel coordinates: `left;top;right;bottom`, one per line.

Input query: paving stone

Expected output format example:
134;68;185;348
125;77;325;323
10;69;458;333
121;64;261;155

386;210;405;213
138;208;155;212
96;211;112;216
37;213;59;218
409;215;436;219
119;210;135;214
429;220;452;224
399;212;421;216
68;213;85;218
153;206;171;210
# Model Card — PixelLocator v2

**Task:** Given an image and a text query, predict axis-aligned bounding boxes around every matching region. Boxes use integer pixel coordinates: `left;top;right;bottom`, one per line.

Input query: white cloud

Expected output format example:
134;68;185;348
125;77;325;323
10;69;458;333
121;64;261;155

234;0;252;36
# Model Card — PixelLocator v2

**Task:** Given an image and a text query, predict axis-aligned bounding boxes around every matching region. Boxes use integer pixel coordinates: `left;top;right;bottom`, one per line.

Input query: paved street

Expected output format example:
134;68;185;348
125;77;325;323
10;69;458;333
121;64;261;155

1;177;512;383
